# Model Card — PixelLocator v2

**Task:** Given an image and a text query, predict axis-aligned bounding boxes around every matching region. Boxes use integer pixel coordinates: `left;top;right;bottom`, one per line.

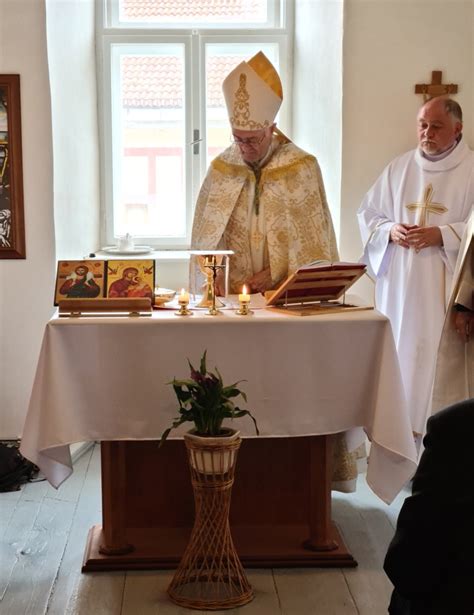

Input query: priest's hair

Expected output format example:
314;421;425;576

444;98;463;124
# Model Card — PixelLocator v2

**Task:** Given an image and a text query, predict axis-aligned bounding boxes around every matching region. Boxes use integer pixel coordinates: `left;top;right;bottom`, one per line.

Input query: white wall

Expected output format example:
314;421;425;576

293;0;344;237
0;0;55;437
46;0;100;260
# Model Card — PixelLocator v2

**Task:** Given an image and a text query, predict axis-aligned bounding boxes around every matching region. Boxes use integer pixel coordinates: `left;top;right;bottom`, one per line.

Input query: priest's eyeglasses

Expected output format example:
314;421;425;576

231;133;266;146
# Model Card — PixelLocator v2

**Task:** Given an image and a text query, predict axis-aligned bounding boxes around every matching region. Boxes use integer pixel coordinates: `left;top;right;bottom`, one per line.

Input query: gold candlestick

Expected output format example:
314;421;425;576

176;302;192;316
175;290;192;316
236;300;252;316
236;285;252;315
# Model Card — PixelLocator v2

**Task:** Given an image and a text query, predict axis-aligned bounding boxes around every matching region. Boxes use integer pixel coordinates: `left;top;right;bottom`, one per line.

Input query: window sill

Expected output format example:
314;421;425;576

93;249;190;262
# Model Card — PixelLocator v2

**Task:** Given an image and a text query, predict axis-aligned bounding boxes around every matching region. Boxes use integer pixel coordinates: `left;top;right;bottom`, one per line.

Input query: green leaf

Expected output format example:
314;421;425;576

200;350;207;375
172;385;193;404
222;386;242;399
187;358;197;374
232;408;260;435
215;366;224;386
158;427;173;447
172;378;202;390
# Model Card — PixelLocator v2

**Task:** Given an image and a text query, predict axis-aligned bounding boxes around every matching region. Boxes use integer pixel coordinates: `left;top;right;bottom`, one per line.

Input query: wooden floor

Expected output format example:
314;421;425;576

0;444;407;615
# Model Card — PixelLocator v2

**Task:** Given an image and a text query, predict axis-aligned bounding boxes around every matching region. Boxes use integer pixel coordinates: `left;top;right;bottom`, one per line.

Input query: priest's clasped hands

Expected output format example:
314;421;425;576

390;223;443;252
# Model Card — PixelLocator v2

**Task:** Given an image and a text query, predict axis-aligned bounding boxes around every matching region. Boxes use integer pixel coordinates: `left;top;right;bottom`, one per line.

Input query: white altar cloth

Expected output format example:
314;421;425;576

20;308;417;504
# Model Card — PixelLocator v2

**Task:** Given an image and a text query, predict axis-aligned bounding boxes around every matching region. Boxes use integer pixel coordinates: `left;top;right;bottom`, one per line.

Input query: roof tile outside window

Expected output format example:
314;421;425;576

120;0;266;22
122;55;241;109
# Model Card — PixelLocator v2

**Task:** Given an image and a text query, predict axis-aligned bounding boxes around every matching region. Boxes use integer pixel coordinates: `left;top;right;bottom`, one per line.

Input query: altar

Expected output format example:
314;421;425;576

20;307;417;571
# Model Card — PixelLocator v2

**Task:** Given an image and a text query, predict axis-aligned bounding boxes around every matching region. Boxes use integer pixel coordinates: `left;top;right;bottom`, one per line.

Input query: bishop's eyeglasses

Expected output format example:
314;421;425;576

231;132;266;146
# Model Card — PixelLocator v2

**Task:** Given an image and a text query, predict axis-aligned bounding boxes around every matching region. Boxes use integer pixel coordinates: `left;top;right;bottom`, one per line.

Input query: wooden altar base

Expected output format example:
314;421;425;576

82;437;357;572
83;522;355;571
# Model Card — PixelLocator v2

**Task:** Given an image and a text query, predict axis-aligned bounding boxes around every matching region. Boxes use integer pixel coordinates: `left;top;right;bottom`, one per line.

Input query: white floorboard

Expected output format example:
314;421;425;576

45;445;102;615
274;568;358;615
0;444;405;615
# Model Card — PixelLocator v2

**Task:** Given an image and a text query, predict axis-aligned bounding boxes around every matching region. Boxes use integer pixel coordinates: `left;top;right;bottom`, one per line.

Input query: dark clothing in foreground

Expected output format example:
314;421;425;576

384;398;474;615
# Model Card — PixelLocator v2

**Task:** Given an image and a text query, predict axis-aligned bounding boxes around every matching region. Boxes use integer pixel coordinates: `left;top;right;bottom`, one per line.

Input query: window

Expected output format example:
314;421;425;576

98;0;291;248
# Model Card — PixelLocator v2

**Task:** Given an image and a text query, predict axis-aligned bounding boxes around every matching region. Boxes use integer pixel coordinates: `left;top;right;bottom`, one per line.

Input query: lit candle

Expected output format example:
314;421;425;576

238;285;250;303
179;288;190;304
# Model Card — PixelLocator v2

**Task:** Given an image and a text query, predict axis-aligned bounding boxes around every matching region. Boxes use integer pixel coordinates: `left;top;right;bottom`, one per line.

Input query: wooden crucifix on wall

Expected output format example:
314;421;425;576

415;70;458;101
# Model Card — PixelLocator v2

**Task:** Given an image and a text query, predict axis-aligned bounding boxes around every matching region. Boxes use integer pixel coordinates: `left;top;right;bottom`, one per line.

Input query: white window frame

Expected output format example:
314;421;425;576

97;0;293;249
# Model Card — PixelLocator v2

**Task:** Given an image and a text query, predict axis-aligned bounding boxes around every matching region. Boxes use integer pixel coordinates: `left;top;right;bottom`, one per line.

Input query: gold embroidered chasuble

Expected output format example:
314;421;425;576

191;137;339;293
190;138;358;490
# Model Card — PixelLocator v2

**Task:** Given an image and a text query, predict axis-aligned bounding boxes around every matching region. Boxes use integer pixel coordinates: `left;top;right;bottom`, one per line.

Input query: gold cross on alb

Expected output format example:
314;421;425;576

405;184;447;227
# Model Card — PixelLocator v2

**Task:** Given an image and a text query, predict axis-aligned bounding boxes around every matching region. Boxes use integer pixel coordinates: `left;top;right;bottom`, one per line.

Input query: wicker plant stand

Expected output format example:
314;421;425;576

167;430;254;610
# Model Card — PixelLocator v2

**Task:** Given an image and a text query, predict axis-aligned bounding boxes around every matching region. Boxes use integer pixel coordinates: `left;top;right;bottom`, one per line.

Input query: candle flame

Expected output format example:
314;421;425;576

242;285;247;294
180;288;185;295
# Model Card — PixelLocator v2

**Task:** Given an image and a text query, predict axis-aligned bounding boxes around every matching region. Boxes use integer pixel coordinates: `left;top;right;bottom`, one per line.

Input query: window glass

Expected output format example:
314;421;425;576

113;46;186;239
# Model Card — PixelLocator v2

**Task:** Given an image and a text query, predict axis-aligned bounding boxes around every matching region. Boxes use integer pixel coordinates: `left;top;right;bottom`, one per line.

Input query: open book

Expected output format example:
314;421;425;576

265;261;367;308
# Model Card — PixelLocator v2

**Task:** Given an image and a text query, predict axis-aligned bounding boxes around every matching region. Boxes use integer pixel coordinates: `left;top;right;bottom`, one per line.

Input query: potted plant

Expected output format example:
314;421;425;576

160;350;259;474
163;351;257;609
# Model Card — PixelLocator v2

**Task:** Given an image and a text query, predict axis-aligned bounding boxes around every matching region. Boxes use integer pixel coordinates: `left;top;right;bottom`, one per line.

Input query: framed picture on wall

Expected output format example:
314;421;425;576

0;74;25;259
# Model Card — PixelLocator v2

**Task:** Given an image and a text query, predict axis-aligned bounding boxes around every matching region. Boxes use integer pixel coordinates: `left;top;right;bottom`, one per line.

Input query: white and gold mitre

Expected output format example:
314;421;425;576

222;51;283;131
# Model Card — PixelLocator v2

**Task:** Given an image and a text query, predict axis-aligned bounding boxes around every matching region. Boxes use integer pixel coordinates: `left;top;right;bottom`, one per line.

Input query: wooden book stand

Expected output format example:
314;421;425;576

265;261;372;316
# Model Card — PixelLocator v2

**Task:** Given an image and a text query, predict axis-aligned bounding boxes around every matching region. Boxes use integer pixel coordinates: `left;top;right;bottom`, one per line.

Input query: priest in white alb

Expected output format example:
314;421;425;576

358;97;474;438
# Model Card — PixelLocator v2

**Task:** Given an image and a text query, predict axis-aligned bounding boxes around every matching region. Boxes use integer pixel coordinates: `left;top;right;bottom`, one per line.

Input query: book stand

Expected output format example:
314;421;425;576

265;262;372;316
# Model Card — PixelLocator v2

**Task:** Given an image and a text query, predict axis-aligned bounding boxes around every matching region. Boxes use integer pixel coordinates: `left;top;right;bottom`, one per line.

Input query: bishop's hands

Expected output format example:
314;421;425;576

215;267;272;296
246;267;272;294
214;269;226;296
390;223;443;251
